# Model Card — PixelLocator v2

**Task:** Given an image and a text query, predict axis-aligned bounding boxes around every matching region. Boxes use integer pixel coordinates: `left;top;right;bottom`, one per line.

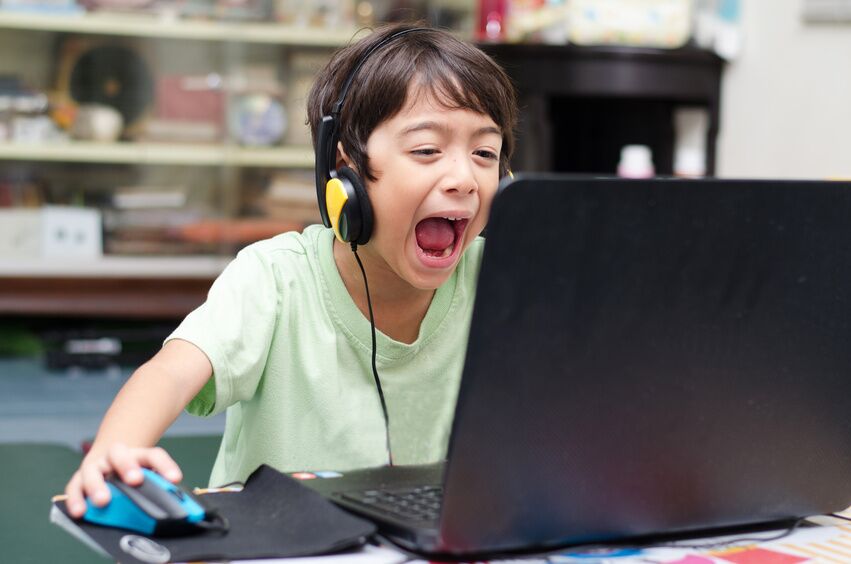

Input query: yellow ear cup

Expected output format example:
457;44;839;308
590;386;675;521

326;178;349;242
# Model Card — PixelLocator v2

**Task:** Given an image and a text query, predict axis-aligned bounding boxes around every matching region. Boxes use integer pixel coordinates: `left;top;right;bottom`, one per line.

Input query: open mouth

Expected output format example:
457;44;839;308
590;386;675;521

414;217;469;259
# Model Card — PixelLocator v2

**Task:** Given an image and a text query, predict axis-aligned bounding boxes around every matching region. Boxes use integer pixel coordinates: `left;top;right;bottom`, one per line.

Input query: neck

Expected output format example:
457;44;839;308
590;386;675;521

333;240;434;344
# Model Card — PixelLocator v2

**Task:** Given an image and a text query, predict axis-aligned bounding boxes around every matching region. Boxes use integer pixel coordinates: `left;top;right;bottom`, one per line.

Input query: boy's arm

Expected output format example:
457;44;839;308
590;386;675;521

64;338;213;518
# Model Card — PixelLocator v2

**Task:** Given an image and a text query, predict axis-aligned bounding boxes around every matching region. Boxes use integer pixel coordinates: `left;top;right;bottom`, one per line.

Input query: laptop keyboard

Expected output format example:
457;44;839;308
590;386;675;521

340;485;443;524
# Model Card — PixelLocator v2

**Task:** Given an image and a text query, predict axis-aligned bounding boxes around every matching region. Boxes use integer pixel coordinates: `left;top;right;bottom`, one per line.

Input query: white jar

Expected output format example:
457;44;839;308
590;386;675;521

617;145;655;178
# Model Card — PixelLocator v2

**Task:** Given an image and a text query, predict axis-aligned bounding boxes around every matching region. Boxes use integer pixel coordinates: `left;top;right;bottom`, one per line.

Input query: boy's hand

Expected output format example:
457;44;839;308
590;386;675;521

64;443;183;518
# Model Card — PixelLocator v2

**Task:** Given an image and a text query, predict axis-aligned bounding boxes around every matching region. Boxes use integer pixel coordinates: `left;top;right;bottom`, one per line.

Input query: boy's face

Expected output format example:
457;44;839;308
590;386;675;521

356;91;503;290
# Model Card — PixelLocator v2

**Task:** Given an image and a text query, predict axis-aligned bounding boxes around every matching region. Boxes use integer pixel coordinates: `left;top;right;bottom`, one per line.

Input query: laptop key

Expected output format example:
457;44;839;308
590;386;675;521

341;485;444;524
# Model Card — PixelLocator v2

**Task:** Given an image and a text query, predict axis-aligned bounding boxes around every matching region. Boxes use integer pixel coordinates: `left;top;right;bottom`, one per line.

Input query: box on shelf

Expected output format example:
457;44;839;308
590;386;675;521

0;0;83;14
0;206;103;259
0;208;40;257
274;0;354;27
568;0;692;48
143;74;225;143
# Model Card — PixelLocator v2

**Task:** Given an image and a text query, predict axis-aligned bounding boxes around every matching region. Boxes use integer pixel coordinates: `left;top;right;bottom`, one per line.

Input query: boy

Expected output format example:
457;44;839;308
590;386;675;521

64;22;518;518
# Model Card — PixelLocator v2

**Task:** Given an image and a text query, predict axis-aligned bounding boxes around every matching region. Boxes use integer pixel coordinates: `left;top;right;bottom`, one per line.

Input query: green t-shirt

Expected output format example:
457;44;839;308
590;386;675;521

167;224;484;486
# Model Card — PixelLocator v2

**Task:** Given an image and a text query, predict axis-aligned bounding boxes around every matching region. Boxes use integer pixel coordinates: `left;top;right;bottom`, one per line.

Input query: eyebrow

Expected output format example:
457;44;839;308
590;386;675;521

397;121;502;139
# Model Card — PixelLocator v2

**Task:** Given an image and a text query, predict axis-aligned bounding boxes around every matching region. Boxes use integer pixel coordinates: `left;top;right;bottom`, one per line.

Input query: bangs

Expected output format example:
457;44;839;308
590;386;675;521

409;59;496;120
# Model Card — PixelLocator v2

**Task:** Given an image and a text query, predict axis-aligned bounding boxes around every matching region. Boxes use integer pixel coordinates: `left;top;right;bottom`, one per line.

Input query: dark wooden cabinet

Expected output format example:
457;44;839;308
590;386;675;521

481;44;725;175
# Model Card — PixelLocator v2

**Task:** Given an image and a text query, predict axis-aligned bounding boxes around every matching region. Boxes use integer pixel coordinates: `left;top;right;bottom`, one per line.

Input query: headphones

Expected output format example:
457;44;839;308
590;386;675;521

315;28;430;246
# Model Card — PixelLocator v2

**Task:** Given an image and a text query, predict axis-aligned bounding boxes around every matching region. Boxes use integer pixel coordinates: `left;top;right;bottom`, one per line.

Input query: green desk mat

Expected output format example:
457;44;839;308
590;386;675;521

0;442;108;563
0;436;220;563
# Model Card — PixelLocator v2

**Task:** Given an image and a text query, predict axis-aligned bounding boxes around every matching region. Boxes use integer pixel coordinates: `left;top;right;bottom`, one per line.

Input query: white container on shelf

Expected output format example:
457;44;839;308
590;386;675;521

41;206;103;259
617;144;655;178
0;208;40;257
0;206;102;259
673;107;708;177
568;0;692;48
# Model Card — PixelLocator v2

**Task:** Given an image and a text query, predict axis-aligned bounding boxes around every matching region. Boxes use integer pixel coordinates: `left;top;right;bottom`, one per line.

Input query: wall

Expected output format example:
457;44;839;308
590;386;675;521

717;0;851;179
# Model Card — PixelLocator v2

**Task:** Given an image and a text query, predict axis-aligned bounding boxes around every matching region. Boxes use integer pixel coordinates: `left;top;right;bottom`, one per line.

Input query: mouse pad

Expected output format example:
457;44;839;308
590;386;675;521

52;464;377;564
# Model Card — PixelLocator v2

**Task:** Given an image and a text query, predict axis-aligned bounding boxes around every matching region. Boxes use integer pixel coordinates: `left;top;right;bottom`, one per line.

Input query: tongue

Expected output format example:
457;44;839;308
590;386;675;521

415;218;455;251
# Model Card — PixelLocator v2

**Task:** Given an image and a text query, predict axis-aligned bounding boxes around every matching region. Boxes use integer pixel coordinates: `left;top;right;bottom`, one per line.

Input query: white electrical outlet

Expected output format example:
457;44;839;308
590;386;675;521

41;206;103;259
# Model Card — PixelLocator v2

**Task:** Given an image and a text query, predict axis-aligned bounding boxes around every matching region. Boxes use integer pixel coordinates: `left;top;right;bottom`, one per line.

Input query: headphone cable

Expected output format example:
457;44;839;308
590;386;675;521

351;243;394;466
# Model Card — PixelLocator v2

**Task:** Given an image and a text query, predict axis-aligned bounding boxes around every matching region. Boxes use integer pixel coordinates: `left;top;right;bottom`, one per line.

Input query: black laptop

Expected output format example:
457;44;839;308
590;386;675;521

305;175;851;558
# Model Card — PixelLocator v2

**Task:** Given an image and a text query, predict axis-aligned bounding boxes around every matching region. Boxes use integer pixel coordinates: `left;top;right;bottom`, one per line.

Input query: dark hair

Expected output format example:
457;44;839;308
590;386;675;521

307;22;518;182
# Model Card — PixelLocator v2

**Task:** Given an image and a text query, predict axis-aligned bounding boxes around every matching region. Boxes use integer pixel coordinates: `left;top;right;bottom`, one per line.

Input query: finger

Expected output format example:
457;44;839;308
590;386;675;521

107;443;144;486
64;471;88;518
81;462;111;508
139;447;183;484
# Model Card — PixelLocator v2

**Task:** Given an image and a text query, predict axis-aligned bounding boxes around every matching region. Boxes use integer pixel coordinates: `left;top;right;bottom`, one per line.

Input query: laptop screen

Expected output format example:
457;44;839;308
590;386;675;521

440;176;851;552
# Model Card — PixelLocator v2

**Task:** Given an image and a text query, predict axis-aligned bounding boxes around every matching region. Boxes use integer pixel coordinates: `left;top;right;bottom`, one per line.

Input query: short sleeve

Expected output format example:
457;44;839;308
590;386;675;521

166;245;280;416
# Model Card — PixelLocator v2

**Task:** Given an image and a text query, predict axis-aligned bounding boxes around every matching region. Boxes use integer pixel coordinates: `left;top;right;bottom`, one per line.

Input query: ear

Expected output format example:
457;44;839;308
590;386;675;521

336;141;355;171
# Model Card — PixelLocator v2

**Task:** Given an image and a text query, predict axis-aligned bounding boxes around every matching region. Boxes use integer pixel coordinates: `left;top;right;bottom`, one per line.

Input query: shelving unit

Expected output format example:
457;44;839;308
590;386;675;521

481;43;725;175
0;11;360;45
0;11;341;318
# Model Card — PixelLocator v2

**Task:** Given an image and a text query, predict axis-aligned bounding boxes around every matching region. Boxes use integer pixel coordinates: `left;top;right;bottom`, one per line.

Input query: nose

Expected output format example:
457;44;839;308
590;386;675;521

442;153;478;196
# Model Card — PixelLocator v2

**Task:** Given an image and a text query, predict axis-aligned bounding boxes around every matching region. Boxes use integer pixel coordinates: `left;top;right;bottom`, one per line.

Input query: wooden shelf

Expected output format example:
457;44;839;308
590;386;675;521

0;10;363;46
0;141;315;167
0;256;230;278
0;255;229;318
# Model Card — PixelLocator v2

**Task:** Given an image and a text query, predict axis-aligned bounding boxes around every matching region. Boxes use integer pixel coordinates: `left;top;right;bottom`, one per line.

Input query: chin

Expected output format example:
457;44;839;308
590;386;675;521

410;274;451;291
404;267;454;291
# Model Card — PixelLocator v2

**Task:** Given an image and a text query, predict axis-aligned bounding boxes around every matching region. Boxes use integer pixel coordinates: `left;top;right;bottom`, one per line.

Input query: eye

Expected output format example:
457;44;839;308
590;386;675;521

474;149;499;161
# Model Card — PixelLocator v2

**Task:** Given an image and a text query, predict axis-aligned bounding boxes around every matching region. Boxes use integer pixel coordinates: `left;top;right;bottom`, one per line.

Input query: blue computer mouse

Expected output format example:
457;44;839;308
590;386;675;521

82;468;221;537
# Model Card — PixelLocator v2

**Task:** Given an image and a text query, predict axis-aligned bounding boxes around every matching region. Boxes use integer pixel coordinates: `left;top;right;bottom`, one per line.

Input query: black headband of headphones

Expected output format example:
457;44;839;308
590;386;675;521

315;27;430;227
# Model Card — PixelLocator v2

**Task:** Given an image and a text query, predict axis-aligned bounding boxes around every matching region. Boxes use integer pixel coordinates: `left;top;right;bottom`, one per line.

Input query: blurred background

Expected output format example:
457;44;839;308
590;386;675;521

0;0;848;559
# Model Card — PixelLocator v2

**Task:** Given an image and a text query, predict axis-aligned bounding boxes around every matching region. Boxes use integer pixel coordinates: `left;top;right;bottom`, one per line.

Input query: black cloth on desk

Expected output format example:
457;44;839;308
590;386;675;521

53;464;377;564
